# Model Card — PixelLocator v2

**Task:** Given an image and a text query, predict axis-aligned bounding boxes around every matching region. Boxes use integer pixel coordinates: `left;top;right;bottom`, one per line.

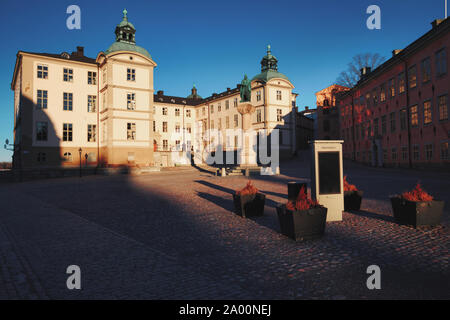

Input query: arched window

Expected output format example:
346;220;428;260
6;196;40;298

323;99;330;106
63;152;72;162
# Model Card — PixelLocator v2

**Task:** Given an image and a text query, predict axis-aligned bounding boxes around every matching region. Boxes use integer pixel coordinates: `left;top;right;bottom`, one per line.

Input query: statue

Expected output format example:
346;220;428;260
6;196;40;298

240;74;251;102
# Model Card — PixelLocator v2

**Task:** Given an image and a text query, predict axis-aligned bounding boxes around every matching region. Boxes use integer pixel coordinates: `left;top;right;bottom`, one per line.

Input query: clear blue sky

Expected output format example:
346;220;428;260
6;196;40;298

0;0;446;161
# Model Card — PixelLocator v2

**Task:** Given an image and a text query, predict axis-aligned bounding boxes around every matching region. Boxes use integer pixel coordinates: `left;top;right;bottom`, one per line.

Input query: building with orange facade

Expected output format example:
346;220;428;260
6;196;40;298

338;18;449;169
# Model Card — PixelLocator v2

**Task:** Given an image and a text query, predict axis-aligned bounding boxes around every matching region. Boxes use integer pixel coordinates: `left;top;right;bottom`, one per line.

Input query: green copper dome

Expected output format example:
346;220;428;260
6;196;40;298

252;45;289;83
105;9;152;59
105;42;152;59
187;84;202;99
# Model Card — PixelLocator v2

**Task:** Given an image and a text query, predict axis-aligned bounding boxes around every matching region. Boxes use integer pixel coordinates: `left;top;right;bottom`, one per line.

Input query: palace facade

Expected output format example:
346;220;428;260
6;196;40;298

337;18;449;169
11;10;298;169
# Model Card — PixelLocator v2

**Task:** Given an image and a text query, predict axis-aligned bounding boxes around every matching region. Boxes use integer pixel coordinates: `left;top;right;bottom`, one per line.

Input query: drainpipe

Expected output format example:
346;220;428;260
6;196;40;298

401;58;413;168
96;63;100;168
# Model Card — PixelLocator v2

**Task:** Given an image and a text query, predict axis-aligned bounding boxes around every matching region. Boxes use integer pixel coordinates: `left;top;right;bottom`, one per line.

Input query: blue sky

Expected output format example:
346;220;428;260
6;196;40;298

0;0;446;161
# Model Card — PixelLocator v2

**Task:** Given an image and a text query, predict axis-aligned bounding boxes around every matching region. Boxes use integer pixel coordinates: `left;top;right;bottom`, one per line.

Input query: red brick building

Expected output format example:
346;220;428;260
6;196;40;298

339;18;450;169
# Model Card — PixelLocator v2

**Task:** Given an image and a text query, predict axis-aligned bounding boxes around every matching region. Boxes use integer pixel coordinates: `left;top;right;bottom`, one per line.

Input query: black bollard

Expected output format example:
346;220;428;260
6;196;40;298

288;182;307;201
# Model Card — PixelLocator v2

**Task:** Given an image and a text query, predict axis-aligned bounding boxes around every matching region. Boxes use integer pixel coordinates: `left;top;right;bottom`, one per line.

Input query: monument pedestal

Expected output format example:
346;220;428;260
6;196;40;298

237;102;257;166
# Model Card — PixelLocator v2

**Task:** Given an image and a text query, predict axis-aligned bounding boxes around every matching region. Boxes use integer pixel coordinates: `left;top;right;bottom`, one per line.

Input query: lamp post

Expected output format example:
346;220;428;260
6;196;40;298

78;148;82;177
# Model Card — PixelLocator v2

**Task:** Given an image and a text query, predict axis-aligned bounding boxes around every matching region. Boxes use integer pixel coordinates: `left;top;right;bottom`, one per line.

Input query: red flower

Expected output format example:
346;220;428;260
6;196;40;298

401;183;433;202
343;175;358;191
286;186;320;211
236;180;258;196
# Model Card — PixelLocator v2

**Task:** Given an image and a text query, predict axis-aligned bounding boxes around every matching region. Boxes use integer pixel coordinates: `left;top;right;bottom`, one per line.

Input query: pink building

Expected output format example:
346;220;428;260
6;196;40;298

338;18;450;169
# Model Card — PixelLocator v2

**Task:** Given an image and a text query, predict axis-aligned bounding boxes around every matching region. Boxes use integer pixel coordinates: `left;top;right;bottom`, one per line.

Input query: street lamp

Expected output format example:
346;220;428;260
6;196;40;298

78;148;82;177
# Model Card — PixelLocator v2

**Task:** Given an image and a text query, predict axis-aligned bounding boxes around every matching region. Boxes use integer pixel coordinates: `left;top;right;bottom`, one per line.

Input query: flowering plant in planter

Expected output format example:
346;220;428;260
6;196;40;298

343;176;364;211
390;182;444;228
276;186;327;241
233;181;265;218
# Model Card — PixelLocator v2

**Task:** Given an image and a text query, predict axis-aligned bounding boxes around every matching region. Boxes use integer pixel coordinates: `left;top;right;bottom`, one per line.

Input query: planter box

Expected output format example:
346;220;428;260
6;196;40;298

390;197;444;228
344;190;363;211
276;204;328;241
233;192;265;218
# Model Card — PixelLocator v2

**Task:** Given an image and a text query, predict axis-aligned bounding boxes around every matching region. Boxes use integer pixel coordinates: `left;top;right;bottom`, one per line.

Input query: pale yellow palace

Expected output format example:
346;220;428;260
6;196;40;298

11;10;298;169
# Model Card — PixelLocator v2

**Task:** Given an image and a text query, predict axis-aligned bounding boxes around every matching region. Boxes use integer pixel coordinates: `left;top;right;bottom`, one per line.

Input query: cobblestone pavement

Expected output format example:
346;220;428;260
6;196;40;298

0;157;448;299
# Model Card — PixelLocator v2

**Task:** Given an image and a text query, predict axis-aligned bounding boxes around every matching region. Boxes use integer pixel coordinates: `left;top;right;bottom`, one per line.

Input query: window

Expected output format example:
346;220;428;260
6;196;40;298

210;120;214;130
163;140;168;150
218;103;222;112
63;152;72;162
218;118;222;130
225;116;229;129
175;108;180;116
186;124;192;133
127;68;136;81
234;114;238;127
390;112;396;133
361;123;365;138
257;109;262;122
36;122;48;141
423;100;432;125
421;57;431;83
355;124;360;140
425;144;433;160
37;90;48;109
63;123;73;141
162;122;167;132
441;142;449;160
210;105;214;113
365;93;371;107
102;68;107;84
186;109;191;117
276;90;282;101
234;136;239;147
152;121;155;132
175;123;180;133
410;105;418;127
127;123;136;140
162;107;167;115
413;145;420;161
256;91;261;101
233;98;238;107
37;64;48;79
401;146;408;161
127;93;136;110
408;65;417;89
175;140;181;149
438;95;448;121
398;72;405;94
277;109;282;121
391;147;397;161
225;100;229;110
383;149;387;161
202;107;205;116
63;68;73;82
372;88;378;105
87;95;97;112
63;92;73;111
88;71;97;85
388;78;395;97
87;124;96;142
381;115;387;134
400;108;407;130
374;118;379;136
380;84;386;102
37;152;46;163
435;48;447;76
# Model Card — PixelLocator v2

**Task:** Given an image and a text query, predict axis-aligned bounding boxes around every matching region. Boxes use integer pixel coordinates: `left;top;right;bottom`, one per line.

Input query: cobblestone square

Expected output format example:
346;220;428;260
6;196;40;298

0;158;448;299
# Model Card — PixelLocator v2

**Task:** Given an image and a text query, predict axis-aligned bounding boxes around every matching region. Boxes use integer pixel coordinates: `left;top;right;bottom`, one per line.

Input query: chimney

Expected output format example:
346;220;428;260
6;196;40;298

305;106;309;110
227;87;231;92
360;67;371;81
157;90;164;96
191;87;197;96
76;46;84;56
392;49;402;57
431;19;444;29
